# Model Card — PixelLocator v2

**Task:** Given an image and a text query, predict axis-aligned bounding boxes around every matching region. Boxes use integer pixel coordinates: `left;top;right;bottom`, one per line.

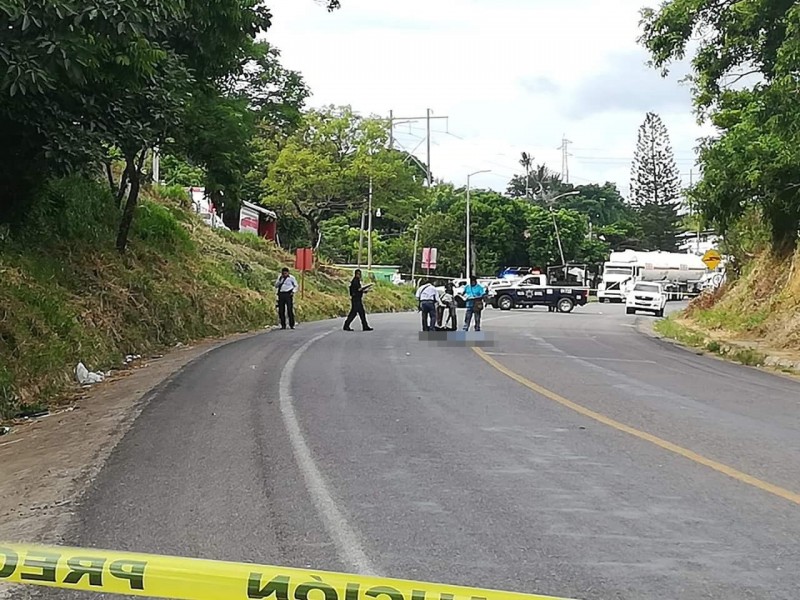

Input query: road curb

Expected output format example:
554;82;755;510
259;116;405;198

635;314;800;376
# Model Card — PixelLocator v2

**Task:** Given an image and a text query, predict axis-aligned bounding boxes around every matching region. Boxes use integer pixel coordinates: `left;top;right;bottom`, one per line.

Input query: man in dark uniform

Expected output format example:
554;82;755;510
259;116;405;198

343;269;374;332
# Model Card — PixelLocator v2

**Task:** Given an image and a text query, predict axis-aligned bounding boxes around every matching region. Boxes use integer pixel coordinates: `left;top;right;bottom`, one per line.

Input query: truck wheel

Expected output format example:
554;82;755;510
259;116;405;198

498;295;514;311
598;297;605;304
626;308;634;315
557;298;574;313
656;308;664;318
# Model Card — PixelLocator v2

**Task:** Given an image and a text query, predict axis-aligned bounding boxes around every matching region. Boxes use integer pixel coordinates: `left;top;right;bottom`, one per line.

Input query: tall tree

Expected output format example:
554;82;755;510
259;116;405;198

630;112;681;251
0;0;274;252
507;163;567;201
640;0;800;253
262;106;424;249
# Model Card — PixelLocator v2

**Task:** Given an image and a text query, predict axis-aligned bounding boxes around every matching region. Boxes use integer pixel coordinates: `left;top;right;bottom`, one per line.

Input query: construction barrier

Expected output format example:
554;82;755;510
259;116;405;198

0;543;575;600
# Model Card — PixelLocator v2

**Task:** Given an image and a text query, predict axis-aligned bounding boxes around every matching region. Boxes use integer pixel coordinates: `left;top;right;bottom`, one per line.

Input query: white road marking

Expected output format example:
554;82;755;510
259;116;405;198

279;331;378;576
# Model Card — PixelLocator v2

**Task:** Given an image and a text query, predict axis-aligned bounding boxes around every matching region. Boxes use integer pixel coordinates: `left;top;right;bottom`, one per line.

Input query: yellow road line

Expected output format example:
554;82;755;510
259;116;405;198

472;346;800;507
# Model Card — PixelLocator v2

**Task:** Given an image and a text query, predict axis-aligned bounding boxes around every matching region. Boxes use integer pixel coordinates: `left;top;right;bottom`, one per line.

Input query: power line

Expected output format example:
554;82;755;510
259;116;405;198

388;109;449;186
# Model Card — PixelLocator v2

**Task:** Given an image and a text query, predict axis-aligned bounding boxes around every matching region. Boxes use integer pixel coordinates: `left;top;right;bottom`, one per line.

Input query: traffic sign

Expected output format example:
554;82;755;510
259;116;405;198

702;249;722;270
422;247;438;270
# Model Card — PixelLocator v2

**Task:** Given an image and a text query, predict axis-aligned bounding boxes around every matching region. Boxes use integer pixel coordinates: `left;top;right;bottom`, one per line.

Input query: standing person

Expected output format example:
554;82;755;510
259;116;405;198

344;269;374;332
276;267;299;330
463;275;486;332
416;279;439;332
437;282;456;330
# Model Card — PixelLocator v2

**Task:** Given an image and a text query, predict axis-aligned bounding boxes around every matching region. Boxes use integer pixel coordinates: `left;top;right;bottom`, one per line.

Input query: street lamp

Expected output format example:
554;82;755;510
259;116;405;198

543;190;580;267
367;177;374;273
466;169;491;278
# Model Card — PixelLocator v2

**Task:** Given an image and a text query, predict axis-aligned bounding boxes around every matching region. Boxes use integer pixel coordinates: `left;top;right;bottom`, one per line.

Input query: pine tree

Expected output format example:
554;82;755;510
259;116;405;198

630;112;682;251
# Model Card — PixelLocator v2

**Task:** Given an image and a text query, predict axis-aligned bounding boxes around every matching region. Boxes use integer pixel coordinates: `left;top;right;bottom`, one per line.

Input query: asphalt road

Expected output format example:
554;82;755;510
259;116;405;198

32;302;800;600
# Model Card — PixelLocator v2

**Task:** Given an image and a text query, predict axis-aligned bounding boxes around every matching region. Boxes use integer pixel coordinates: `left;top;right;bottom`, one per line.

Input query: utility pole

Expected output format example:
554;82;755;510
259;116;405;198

426;108;432;187
388;109;393;149
690;169;700;254
466;169;491;277
558;135;572;183
357;209;365;268
367;177;374;273
551;207;566;267
411;224;420;285
152;147;160;184
387;110;448;187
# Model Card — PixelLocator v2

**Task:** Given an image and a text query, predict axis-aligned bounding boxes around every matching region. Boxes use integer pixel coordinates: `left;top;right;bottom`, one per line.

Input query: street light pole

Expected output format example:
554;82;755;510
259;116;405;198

367;176;373;273
411;223;420;284
466;169;491;278
357;209;365;268
550;207;566;267
542;190;579;267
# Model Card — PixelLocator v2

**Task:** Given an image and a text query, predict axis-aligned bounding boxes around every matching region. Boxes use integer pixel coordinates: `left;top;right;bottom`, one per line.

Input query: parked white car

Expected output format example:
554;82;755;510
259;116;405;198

626;281;667;317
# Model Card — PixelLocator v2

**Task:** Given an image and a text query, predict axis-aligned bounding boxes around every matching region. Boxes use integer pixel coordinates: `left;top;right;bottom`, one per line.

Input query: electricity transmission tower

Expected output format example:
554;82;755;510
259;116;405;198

387;109;449;187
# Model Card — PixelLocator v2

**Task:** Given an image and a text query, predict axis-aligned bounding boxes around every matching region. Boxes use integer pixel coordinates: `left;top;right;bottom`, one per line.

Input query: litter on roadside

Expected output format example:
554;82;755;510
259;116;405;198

75;362;105;385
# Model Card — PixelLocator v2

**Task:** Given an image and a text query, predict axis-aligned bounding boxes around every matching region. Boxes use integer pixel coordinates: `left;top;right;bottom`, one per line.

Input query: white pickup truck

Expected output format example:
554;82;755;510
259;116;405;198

625;281;667;317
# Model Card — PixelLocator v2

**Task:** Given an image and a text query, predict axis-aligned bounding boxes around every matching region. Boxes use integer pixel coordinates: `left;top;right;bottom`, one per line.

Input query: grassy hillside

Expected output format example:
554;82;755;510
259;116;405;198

0;179;415;419
656;248;800;366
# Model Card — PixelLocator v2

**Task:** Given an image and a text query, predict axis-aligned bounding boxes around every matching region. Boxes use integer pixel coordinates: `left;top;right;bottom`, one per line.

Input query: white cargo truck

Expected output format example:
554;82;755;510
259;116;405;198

597;250;710;302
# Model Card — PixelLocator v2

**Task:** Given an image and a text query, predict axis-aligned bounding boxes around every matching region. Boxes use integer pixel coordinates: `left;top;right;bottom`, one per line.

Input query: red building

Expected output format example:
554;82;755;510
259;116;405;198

239;201;278;242
189;188;277;243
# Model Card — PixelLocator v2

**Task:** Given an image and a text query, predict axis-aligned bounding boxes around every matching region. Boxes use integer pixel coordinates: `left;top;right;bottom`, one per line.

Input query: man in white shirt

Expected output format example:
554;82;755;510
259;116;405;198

275;267;299;329
416;279;440;332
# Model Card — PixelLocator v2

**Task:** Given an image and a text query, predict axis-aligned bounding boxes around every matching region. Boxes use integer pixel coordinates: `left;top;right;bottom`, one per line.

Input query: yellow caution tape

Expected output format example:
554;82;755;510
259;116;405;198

0;543;575;600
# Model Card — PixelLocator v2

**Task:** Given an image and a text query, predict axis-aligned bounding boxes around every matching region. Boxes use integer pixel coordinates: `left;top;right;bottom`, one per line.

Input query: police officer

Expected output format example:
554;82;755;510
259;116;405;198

344;269;374;332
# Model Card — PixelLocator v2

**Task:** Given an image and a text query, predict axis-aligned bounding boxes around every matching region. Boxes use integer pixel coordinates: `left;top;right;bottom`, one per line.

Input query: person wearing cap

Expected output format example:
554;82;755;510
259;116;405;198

275;267;299;330
462;275;486;332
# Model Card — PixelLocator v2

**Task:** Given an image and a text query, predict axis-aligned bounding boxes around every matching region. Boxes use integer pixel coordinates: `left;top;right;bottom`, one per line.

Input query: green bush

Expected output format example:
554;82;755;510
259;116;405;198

20;177;119;247
154;184;191;206
132;201;194;254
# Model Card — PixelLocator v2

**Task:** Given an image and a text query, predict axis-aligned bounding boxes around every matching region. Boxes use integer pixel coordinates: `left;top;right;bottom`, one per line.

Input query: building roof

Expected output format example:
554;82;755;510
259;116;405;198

242;201;277;220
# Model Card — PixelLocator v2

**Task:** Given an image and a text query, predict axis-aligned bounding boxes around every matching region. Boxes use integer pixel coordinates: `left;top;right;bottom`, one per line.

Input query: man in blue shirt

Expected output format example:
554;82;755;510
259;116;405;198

462;275;486;332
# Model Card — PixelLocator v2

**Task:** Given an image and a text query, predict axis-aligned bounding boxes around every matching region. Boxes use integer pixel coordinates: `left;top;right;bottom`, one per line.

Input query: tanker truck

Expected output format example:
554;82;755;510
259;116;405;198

597;250;711;303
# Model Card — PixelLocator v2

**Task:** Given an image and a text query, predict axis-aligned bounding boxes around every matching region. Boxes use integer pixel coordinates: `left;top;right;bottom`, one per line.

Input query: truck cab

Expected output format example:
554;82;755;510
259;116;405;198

597;264;635;303
487;275;588;313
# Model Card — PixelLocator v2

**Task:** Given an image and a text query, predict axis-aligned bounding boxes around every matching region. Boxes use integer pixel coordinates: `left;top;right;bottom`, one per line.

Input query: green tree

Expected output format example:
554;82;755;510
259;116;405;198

526;206;588;269
507;163;568;200
0;0;275;252
561;183;631;228
630;112;682;251
263;105;425;249
640;0;800;253
595;221;643;251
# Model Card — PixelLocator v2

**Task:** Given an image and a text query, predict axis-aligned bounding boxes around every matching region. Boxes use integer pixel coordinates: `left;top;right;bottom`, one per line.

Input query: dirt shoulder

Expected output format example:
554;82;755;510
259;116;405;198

0;330;265;546
638;315;800;376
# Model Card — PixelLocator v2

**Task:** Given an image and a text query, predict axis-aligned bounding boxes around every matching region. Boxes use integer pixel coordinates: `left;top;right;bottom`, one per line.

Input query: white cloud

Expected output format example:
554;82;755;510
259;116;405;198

264;0;711;196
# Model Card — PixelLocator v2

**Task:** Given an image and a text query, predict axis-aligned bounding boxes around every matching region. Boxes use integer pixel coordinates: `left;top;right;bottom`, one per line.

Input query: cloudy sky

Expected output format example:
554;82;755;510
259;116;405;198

265;0;714;196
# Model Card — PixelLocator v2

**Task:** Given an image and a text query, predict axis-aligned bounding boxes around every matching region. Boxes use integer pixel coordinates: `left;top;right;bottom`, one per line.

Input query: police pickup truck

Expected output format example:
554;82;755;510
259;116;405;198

487;274;589;313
